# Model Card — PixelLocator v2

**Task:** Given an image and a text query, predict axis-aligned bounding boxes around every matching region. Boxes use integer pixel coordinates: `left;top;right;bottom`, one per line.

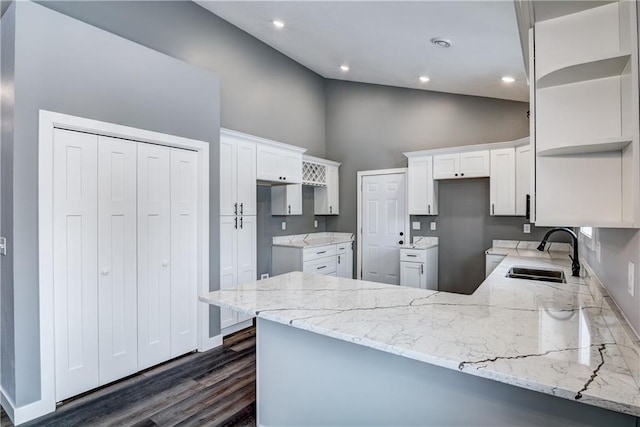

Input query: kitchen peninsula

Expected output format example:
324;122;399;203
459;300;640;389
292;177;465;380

200;252;640;426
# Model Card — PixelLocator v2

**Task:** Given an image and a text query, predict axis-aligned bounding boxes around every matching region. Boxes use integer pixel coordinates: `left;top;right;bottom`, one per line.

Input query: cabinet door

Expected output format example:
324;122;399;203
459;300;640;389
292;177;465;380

271;184;302;215
408;157;436;215
281;150;303;184
236;140;257;216
433;154;459;179
220;216;238;330
326;165;340;215
460;150;490;177
53;129;100;401
485;254;506;277
220;136;238;216
337;244;353;278
256;145;281;182
97;136;138;386
400;262;423;288
490;148;516;216
170;149;199;357
137;144;172;370
515;145;531;216
237;216;257;322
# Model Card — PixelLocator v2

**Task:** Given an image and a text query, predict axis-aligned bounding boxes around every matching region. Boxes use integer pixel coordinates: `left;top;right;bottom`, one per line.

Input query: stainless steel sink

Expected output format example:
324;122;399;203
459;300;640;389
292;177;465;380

507;266;566;283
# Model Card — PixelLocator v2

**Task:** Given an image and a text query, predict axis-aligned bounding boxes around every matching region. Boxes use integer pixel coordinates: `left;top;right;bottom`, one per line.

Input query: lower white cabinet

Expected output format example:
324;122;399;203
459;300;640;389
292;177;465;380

336;242;354;279
485;253;507;277
271;184;302;215
272;242;353;278
53;129;199;402
399;247;438;290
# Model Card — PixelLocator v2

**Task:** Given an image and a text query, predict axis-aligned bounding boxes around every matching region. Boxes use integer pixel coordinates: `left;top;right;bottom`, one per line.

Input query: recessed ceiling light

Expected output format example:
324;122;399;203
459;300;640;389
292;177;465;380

430;37;452;48
501;76;516;83
419;76;430;83
340;65;350;72
272;20;285;28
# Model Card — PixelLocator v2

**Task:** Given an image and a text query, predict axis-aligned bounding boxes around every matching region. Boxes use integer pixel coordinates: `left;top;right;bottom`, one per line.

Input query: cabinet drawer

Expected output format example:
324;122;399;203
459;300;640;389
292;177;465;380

400;249;427;263
336;243;350;254
303;256;337;275
303;245;337;262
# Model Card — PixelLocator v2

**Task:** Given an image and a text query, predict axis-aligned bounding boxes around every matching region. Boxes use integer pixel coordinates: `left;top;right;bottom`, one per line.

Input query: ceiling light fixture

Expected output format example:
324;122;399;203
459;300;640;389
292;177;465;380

340;65;350;72
501;76;516;83
272;20;285;28
419;76;430;83
430;37;452;48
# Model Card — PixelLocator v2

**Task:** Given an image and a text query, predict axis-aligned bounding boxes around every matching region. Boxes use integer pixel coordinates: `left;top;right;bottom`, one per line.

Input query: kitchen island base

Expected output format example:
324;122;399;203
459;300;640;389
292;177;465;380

257;318;635;426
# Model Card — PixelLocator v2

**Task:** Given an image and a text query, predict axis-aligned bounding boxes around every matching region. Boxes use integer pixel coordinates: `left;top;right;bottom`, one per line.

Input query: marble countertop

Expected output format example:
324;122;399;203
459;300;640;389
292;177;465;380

272;232;354;249
200;252;640;416
401;236;438;249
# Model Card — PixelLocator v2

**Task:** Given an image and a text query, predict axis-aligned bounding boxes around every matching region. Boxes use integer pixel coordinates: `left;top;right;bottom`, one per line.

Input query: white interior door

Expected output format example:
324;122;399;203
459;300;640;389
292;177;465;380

97;136;138;386
53;128;99;401
137;144;172;370
362;173;406;284
220;216;238;329
170;148;199;357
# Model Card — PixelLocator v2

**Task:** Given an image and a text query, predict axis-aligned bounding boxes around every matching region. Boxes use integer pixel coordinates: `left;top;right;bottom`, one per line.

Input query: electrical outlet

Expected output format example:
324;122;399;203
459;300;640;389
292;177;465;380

412;221;421;230
596;241;601;263
281;221;286;231
314;220;318;228
0;237;6;256
430;222;436;231
523;224;531;234
260;273;269;280
628;261;635;297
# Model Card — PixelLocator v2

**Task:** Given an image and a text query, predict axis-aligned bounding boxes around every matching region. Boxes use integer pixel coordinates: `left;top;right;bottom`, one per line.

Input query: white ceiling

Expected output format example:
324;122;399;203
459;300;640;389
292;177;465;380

196;1;529;102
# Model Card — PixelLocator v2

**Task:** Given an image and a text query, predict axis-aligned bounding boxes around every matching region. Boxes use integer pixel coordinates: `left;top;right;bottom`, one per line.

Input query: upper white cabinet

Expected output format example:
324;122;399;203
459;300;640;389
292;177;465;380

406;155;438;215
433;150;489;179
531;1;640;227
306;155;340;216
490;148;516;216
271;184;303;215
257;143;304;184
515;145;531;216
220;131;256;216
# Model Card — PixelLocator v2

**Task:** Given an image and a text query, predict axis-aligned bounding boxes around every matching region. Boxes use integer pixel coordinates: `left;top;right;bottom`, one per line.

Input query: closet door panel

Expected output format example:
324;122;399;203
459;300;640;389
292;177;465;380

170;148;199;357
53;129;99;401
137;144;172;370
97;136;138;385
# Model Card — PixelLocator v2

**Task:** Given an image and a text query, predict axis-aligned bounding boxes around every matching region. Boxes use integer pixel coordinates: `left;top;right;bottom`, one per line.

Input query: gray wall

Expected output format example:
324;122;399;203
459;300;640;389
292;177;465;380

257;186;326;278
412;179;570;295
579;229;640;335
4;1;220;406
39;0;326;157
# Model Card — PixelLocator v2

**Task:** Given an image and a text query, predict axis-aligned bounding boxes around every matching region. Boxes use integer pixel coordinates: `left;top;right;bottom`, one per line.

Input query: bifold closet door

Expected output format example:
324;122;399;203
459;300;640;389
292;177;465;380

53;129;99;402
97;136;138;385
170;149;199;357
137;144;172;370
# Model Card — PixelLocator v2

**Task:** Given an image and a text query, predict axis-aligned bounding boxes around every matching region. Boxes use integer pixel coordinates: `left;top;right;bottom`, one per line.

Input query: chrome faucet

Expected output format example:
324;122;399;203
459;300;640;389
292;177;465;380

536;227;581;277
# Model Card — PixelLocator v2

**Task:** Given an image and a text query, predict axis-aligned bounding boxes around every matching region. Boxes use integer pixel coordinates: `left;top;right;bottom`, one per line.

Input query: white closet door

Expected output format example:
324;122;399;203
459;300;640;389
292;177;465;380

220;216;238;329
137;144;172;370
236;215;257;322
170;148;198;357
53;129;99;401
97;136;138;385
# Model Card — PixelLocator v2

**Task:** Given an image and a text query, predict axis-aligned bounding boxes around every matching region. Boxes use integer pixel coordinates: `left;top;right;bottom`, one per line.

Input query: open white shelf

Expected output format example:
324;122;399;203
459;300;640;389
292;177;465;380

537;136;632;157
536;52;630;89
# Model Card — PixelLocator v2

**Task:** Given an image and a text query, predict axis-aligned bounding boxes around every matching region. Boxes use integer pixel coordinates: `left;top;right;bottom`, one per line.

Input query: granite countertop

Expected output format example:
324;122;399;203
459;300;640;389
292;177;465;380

200;251;640;417
272;232;354;248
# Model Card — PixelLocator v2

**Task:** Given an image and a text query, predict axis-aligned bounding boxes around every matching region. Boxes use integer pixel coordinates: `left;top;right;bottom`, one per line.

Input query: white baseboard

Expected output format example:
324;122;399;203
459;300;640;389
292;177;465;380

0;387;54;425
1;387;16;424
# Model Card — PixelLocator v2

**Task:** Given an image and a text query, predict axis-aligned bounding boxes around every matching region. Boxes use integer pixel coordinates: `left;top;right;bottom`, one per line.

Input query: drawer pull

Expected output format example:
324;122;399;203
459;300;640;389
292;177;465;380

317;265;327;270
317;251;327;254
407;254;418;257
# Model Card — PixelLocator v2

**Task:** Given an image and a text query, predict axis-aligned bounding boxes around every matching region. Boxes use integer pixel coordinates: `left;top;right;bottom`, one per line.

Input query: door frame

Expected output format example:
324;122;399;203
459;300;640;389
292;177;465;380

37;110;211;419
356;168;410;280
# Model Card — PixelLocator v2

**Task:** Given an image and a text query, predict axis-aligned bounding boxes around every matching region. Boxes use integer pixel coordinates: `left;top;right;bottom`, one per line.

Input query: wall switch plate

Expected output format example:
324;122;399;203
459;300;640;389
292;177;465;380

412;221;421;230
314;220;318;228
0;237;6;256
596;241;601;263
628;261;635;297
281;221;286;230
523;224;531;234
430;222;436;231
260;273;269;280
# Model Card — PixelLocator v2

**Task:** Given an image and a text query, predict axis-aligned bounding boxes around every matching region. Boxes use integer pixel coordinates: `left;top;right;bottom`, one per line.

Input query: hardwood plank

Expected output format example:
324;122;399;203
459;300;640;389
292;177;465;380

229;336;256;353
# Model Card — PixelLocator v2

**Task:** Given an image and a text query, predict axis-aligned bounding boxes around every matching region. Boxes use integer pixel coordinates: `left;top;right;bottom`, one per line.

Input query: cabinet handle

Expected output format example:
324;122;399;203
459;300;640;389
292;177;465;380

284;177;287;180
240;217;243;229
428;204;431;214
288;205;291;214
461;173;464;177
421;264;424;274
492;204;495;215
317;251;327;255
338;255;341;264
240;203;243;215
407;254;418;257
234;202;238;215
330;206;332;214
455;173;458;177
317;265;327;270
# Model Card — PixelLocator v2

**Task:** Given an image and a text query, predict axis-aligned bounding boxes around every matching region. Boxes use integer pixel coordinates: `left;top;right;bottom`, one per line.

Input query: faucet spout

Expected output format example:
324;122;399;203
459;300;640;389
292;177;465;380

537;227;581;277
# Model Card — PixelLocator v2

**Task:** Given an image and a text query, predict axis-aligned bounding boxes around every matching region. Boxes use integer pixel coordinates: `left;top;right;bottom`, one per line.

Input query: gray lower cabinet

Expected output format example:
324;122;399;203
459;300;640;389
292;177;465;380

272;242;353;278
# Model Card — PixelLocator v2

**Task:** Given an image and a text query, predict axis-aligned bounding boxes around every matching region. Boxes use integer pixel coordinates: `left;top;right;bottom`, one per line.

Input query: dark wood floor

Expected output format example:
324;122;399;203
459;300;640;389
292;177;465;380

1;326;257;427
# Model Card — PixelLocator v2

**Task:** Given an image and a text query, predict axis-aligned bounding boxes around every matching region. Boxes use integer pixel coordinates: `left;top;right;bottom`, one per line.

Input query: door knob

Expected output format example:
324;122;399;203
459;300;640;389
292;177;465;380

399;240;404;245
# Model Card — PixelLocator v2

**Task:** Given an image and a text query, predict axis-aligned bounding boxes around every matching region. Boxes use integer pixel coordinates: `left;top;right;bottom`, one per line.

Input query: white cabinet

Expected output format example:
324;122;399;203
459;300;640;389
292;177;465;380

399;247;438;290
490;148;516;216
220;133;256;217
433;150;490;179
336;242;353;279
515;145;531;216
271;184;302;215
257;143;303;184
406;156;438;215
314;164;340;215
220;215;257;330
485;253;506;278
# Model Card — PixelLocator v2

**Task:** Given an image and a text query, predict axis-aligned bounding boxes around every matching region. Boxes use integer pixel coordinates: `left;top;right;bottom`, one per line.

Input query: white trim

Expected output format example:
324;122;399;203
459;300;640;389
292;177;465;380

403;137;530;158
221;127;306;154
1;386;54;426
38;110;210;423
198;333;223;353
356;168;411;280
302;154;341;167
